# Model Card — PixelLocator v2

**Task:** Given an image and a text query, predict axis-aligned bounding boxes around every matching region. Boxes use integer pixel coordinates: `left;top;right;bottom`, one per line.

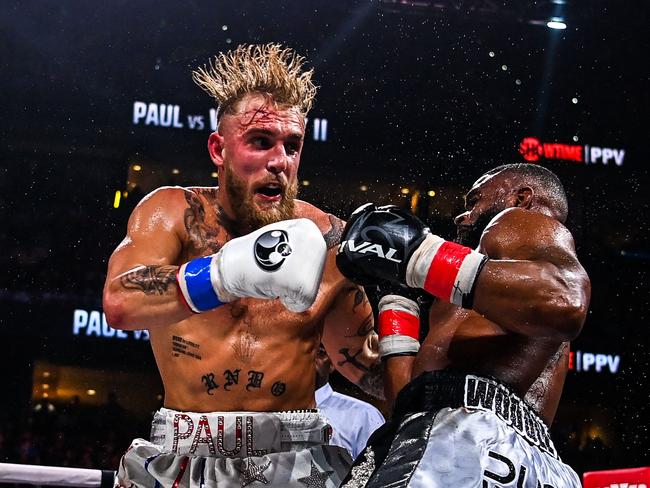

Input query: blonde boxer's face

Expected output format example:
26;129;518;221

211;93;304;231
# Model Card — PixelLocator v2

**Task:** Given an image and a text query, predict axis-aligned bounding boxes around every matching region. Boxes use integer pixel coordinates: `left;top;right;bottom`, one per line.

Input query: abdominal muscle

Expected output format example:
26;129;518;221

150;297;324;413
413;300;554;400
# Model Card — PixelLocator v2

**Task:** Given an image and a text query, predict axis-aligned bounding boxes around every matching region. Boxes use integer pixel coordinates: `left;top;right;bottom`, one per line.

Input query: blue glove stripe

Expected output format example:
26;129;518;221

182;256;225;312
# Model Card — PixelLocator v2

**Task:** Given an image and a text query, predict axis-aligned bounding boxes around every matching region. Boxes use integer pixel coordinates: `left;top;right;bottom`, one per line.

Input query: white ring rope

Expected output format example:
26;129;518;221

0;463;115;487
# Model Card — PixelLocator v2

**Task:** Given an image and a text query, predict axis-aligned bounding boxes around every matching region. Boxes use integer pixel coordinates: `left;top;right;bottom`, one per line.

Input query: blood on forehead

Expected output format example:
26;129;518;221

224;95;305;135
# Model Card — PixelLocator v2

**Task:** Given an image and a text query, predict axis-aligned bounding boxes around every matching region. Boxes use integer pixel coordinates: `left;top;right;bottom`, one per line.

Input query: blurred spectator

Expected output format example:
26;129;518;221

315;344;385;459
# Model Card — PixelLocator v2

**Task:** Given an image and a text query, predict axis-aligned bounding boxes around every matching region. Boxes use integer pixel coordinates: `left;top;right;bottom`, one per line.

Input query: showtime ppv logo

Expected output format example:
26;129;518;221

519;137;625;166
568;350;620;373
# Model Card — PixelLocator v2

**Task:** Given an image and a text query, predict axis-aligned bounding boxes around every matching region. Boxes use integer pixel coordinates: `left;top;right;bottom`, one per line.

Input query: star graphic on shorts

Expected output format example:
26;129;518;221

297;461;333;488
238;457;271;487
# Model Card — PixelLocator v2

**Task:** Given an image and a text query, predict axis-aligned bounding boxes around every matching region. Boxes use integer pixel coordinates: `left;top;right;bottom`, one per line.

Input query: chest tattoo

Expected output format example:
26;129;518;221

184;191;224;255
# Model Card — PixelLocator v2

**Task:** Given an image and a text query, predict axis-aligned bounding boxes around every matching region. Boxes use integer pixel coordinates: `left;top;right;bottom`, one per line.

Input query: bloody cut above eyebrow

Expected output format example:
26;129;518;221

243;127;304;142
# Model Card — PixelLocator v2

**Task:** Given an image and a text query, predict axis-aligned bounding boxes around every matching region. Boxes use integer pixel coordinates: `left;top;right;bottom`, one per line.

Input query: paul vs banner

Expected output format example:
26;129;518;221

132;101;329;141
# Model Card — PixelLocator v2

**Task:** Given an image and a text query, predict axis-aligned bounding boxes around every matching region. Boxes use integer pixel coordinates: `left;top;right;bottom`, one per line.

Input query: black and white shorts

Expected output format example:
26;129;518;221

342;371;581;488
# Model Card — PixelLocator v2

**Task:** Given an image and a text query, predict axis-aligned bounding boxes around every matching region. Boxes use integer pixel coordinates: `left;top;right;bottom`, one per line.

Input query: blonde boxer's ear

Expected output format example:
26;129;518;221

208;132;225;168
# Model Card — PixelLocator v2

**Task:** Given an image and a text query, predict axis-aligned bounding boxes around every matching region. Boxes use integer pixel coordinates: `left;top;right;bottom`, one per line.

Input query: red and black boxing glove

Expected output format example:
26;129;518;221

336;203;488;308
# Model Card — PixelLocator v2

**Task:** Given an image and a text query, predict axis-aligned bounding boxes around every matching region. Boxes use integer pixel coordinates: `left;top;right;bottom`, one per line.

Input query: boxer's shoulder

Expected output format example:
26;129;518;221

131;186;222;241
136;186;215;212
184;186;219;207
128;186;190;227
479;207;575;259
294;200;345;250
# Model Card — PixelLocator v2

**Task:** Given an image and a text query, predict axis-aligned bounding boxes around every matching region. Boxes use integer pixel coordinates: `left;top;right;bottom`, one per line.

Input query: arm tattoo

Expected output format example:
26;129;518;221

358;362;385;400
352;286;369;313
345;312;374;338
120;265;178;295
337;348;370;373
184;191;222;254
323;214;345;249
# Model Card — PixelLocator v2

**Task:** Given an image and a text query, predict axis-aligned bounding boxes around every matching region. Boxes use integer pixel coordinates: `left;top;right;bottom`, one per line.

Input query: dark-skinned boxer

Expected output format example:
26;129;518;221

337;164;590;487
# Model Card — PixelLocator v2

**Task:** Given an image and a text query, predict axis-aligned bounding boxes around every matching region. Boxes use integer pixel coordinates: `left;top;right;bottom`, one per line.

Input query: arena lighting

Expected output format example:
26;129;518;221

86;389;96;396
401;187;410;195
360;185;368;192
113;190;121;209
211;172;218;178
301;180;310;186
172;168;180;174
547;17;567;29
428;190;436;197
132;164;142;171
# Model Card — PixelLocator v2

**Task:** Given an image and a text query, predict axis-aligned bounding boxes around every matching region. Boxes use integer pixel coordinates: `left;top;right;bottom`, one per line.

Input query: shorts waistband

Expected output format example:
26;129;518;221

394;370;558;459
150;408;330;458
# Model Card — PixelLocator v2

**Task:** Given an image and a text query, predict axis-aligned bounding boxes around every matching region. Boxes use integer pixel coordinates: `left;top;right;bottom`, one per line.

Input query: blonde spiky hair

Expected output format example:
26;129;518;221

192;43;317;123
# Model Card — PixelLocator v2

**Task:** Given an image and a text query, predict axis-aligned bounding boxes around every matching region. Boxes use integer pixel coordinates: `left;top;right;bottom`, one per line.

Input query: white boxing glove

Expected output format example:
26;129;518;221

178;218;327;313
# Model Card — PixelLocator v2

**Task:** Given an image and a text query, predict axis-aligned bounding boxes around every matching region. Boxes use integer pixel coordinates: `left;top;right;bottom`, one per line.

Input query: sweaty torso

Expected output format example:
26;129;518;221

150;187;346;412
412;256;569;424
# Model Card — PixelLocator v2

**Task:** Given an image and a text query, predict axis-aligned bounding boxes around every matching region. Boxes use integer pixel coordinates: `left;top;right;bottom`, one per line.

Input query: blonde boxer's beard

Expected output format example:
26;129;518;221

225;169;297;232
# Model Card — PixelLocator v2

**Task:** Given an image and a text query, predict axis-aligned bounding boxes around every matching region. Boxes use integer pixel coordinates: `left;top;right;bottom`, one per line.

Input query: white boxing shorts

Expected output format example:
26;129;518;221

342;371;581;488
116;408;352;488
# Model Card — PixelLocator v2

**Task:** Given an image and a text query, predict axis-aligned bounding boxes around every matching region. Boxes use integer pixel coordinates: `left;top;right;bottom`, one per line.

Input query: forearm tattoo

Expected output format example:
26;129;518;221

345;312;374;338
352;286;369;313
337;348;370;373
120;265;178;295
323;214;345;249
358;362;386;400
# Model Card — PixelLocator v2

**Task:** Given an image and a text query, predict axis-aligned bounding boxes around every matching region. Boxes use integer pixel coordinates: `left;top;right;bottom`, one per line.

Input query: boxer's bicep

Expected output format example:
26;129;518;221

103;188;190;329
322;285;385;399
473;211;590;340
107;188;184;284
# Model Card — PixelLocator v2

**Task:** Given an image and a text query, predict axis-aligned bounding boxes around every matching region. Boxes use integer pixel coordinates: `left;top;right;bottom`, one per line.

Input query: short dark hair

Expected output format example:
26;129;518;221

486;163;569;223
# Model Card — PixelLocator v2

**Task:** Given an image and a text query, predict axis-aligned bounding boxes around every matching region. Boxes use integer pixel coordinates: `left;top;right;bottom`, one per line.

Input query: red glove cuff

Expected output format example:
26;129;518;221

378;309;420;341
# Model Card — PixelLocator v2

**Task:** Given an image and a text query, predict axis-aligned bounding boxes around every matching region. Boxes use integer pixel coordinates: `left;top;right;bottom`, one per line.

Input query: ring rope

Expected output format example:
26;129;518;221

0;462;115;487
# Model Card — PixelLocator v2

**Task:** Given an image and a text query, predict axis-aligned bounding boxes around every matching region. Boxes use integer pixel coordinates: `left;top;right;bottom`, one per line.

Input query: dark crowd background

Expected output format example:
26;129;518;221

1;0;648;482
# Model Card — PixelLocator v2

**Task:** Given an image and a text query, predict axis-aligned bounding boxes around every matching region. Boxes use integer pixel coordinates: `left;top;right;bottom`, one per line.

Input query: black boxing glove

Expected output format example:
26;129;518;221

336;203;430;287
337;203;488;309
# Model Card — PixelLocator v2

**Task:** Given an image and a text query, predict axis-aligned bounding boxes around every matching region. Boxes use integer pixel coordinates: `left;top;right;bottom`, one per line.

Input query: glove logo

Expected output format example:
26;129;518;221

338;240;402;263
254;230;292;271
